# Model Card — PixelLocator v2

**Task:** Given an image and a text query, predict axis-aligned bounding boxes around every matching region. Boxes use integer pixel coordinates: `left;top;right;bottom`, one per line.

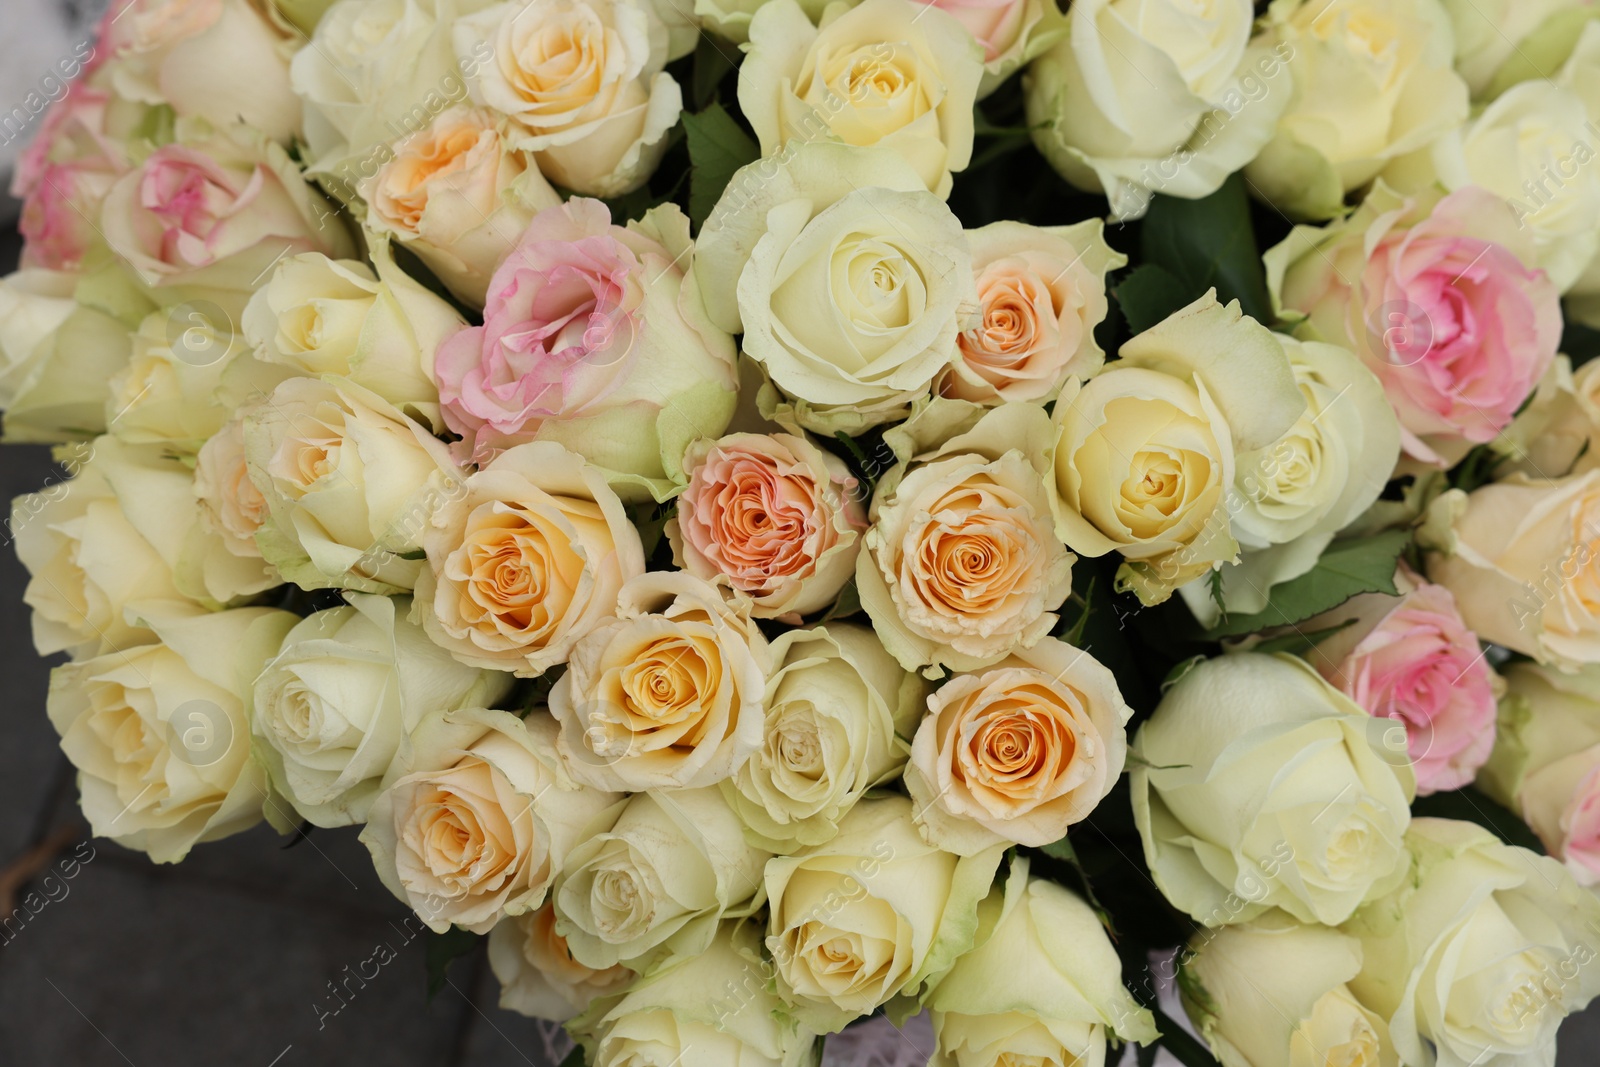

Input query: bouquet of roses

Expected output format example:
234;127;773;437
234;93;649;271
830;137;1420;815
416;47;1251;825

10;0;1600;1064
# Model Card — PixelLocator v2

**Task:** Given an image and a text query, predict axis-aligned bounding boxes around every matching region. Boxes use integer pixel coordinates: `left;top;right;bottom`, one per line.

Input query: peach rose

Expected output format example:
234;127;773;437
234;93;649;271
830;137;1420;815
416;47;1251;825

362;106;559;307
861;403;1074;673
193;418;268;559
938;219;1123;405
905;637;1131;854
489;903;635;1021
415;441;645;676
362;708;623;933
549;572;768;791
667;433;866;620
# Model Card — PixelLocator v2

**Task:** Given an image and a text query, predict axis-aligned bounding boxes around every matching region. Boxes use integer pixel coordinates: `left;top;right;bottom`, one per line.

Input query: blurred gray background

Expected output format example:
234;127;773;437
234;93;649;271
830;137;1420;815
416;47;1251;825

0;1;1597;1065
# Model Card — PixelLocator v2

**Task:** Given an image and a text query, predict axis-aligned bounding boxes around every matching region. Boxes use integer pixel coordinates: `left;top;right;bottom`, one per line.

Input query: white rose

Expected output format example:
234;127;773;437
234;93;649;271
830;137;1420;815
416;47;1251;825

695;142;976;434
1247;0;1469;221
12;435;278;658
49;604;297;862
764;795;1005;1033
926;856;1157;1066
570;921;820;1067
251;593;512;828
739;0;983;197
103;0;302;145
488;903;634;1021
723;623;924;852
1179;914;1398;1067
1026;0;1288;220
550;572;769;790
553;787;770;969
1181;337;1401;625
1479;662;1600;887
906;636;1131;855
1440;0;1600;100
453;0;684;196
361;707;623;933
0;270;134;444
105;308;244;451
241;243;463;421
1132;653;1415;927
242;376;464;593
1345;818;1600;1067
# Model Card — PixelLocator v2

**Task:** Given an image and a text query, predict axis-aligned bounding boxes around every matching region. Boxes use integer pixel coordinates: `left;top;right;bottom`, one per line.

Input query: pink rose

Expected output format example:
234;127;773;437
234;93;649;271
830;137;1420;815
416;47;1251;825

667;432;866;619
914;0;1026;61
434;197;736;501
99;125;351;301
1304;566;1498;795
1270;183;1560;466
14;85;127;271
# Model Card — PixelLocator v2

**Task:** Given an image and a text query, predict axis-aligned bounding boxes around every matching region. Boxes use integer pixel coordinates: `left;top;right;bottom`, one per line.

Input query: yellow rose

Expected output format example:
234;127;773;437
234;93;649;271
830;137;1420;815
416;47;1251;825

1051;292;1304;605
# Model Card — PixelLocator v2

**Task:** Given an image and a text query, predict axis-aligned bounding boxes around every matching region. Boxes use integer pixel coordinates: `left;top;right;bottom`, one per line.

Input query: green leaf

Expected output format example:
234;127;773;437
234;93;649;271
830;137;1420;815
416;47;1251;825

1248;618;1357;656
683;103;759;230
691;32;738;109
818;579;862;623
1140;173;1273;324
1151;1007;1223;1067
1563;317;1600;369
1203;529;1410;639
559;1047;588;1067
424;926;483;1000
1113;263;1190;334
1412;786;1546;854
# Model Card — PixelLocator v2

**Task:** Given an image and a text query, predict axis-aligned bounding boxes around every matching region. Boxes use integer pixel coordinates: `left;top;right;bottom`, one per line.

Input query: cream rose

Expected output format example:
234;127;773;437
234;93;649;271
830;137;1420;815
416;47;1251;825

241;243;464;419
1246;0;1469;221
1345;818;1600;1067
488;903;634;1022
453;0;684;197
243;376;464;594
552;786;769;970
668;432;866;620
251;593;511;828
906;636;1131;855
1179;914;1397;1067
1180;338;1401;625
1051;292;1305;605
550;572;768;790
0;270;133;445
765;795;1004;1033
1132;653;1415;927
926;856;1157;1066
695;142;977;434
49;604;297;863
102;0;302;145
1441;0;1600;100
739;0;983;197
361;707;623;933
414;441;645;676
939;219;1123;406
13;435;278;657
1479;662;1600;887
862;402;1074;672
569;921;819;1067
1491;357;1600;479
104;308;244;452
1025;0;1288;220
724;623;924;852
361;106;560;306
1423;470;1600;671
